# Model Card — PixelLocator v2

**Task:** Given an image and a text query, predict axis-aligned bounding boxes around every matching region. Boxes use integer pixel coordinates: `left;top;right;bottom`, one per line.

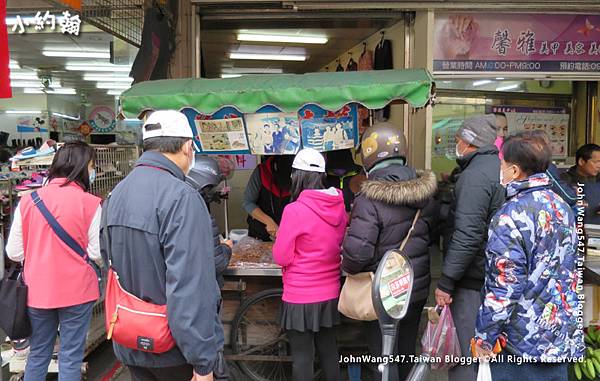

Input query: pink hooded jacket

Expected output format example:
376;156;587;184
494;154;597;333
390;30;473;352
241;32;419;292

273;188;348;304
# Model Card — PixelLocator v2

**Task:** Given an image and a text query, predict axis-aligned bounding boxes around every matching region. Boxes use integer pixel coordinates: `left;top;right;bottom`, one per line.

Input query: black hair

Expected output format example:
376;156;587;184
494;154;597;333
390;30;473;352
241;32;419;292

576;143;600;163
502;131;551;176
143;136;190;153
290;169;326;202
47;141;96;192
326;149;359;172
528;130;551;146
271;155;294;192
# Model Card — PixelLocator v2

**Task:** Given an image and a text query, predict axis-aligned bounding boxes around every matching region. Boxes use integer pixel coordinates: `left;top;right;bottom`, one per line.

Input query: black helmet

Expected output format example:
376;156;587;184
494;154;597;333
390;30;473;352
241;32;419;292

187;156;225;202
360;122;408;172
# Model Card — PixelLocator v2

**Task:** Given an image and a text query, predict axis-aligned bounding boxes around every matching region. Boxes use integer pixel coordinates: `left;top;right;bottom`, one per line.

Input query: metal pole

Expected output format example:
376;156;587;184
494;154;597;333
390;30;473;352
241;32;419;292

223;179;229;239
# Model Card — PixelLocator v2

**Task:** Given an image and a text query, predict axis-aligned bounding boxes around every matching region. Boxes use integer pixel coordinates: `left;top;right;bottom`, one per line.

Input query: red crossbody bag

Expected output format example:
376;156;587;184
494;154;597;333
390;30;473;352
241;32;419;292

102;196;176;353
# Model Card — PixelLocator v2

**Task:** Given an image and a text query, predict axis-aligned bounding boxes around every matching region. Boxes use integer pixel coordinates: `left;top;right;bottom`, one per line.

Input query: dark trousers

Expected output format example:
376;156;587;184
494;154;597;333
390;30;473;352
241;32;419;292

286;327;340;381
448;287;481;381
129;364;193;381
491;360;567;381
365;298;427;381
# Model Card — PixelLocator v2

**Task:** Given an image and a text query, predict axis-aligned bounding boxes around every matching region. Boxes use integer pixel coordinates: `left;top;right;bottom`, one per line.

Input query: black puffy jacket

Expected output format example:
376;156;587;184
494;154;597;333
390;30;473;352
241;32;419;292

211;215;231;289
437;145;505;294
342;165;438;303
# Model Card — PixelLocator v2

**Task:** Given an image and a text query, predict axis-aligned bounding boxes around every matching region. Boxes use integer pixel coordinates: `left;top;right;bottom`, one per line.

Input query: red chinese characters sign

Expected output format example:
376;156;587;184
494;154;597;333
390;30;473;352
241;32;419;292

434;13;600;72
388;273;411;299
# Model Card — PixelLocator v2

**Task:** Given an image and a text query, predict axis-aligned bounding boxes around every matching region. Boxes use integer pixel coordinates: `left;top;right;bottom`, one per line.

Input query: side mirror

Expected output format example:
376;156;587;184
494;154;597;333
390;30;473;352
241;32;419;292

372;249;414;323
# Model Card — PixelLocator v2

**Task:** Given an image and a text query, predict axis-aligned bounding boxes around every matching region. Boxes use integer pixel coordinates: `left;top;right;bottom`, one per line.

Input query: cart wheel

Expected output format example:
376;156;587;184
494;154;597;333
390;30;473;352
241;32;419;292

231;288;289;381
9;373;24;381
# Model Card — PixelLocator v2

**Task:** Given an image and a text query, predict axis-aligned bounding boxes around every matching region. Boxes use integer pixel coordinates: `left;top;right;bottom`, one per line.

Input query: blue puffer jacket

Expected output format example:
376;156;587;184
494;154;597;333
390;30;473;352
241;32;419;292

475;173;585;361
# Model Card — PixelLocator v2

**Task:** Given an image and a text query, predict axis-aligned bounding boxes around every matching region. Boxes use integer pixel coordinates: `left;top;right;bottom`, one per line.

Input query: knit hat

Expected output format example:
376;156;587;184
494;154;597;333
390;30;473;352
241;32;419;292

456;115;498;148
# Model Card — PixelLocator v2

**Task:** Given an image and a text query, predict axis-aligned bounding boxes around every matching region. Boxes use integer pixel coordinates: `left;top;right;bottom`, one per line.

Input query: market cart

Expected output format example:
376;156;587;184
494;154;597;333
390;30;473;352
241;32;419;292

2;144;138;381
119;69;435;380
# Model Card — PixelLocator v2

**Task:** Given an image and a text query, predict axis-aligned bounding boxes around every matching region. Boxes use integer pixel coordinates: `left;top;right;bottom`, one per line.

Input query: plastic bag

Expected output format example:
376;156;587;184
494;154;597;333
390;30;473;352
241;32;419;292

477;361;492;381
406;362;430;381
420;305;462;370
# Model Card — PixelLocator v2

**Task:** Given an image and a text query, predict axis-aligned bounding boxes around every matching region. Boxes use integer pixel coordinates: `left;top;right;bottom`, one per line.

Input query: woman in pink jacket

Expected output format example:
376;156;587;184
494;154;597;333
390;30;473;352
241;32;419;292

274;148;348;381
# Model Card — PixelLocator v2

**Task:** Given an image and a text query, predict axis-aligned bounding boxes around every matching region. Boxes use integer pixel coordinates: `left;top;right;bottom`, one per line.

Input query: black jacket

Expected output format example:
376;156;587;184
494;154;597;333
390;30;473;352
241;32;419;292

211;215;231;288
438;145;505;294
342;165;438;303
101;152;223;375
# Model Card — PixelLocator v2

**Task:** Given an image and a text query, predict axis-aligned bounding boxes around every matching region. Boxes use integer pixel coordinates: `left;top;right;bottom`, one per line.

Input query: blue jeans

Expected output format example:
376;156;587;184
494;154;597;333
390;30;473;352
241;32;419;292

25;302;94;381
490;360;567;381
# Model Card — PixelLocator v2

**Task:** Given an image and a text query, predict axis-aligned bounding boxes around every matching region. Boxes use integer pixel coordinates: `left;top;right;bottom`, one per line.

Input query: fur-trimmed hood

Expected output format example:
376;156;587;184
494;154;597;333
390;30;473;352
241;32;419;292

361;169;438;206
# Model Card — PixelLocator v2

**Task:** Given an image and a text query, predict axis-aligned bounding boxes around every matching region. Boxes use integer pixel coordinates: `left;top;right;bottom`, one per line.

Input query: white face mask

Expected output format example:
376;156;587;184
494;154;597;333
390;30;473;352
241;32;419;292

186;142;195;176
500;166;515;187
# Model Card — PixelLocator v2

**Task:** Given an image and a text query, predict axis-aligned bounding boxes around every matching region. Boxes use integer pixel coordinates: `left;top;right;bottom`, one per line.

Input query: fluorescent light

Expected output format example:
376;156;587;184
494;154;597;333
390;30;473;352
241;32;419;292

222;67;283;74
44;50;110;59
221;74;243;78
4;110;41;114
66;65;131;72
473;80;492;87
11;81;62;88
229;52;306;61
237;33;327;44
9;62;20;70
83;75;133;82
495;77;505;80
52;112;80;120
24;88;76;95
107;90;123;96
10;73;38;80
96;83;131;90
496;84;520;91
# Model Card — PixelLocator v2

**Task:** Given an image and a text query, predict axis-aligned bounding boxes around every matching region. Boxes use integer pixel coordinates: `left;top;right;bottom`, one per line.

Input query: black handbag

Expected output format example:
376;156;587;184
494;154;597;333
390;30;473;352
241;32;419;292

0;263;31;339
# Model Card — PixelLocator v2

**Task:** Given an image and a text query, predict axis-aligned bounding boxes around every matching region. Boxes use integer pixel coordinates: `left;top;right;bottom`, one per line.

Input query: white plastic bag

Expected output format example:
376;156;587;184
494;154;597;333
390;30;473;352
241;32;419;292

477;361;492;381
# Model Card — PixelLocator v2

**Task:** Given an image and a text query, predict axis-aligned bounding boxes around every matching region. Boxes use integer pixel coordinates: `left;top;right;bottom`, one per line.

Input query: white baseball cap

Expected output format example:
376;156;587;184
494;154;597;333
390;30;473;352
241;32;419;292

142;110;193;140
292;148;326;173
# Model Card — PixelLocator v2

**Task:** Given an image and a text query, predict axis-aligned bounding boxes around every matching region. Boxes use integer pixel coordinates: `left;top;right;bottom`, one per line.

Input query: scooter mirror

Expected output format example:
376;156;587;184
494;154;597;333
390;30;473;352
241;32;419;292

372;249;414;321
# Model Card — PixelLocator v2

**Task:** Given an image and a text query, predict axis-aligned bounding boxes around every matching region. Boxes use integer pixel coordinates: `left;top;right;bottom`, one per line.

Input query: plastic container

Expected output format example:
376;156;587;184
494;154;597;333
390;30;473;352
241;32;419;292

229;229;248;244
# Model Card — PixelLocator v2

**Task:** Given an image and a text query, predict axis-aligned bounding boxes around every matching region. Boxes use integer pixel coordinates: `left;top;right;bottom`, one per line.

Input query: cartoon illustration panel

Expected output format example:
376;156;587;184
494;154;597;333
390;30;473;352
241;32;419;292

298;104;359;153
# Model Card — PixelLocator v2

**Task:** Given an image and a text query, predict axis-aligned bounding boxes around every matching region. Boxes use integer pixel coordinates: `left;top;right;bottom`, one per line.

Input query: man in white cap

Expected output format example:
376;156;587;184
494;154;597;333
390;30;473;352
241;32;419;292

101;110;221;381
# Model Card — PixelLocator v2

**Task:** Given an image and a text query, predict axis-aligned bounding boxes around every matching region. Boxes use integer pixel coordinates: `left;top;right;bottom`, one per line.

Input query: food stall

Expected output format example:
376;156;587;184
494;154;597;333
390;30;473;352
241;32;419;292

120;69;435;381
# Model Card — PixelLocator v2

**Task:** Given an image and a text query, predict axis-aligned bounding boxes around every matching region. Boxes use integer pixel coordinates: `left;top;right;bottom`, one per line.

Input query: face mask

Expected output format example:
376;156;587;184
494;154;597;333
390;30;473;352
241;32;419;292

455;142;466;158
89;169;96;184
187;149;196;176
500;166;515;187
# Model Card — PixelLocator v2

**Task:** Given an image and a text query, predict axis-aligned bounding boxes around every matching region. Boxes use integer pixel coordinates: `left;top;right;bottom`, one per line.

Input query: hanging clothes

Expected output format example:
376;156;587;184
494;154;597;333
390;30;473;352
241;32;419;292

374;38;393;121
358;47;374;134
335;61;344;72
358;50;373;71
346;57;358;71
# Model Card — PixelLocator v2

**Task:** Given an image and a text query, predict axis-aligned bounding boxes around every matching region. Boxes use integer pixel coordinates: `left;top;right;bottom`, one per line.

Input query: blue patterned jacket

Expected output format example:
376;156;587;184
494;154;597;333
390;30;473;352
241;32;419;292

475;173;585;361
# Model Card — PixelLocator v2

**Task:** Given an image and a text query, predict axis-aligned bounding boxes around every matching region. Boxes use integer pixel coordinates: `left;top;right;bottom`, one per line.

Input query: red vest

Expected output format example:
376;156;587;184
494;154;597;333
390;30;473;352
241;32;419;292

20;179;101;308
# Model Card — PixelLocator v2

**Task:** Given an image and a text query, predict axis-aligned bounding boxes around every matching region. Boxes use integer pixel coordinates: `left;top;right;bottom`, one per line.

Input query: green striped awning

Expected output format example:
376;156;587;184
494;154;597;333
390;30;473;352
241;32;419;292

120;69;434;118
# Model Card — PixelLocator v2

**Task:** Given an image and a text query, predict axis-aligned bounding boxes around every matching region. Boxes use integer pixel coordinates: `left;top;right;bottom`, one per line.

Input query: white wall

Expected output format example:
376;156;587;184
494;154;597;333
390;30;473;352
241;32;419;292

0;94;49;143
0;93;84;145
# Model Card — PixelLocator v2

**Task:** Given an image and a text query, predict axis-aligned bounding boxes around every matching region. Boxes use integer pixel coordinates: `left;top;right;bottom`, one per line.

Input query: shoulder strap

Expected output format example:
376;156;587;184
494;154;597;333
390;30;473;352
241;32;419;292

31;191;86;258
399;209;421;252
100;194;113;266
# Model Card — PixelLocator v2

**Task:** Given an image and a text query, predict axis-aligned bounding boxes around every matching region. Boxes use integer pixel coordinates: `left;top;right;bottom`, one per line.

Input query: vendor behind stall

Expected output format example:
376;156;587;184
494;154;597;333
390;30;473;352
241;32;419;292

242;155;294;241
187;156;232;289
325;149;361;212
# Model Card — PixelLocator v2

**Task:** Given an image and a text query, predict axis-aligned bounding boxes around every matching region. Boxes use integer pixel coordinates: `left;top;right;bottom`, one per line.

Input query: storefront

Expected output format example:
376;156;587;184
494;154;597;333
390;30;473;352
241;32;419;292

430;12;600;178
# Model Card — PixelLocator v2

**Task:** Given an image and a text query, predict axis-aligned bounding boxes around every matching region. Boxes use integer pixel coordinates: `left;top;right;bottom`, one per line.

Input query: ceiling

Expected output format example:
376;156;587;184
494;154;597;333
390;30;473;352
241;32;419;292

201;24;395;78
5;0;139;106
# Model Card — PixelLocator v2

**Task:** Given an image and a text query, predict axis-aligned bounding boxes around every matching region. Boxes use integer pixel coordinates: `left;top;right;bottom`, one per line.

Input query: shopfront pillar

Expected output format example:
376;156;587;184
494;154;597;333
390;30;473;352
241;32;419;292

170;0;199;79
409;10;434;170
